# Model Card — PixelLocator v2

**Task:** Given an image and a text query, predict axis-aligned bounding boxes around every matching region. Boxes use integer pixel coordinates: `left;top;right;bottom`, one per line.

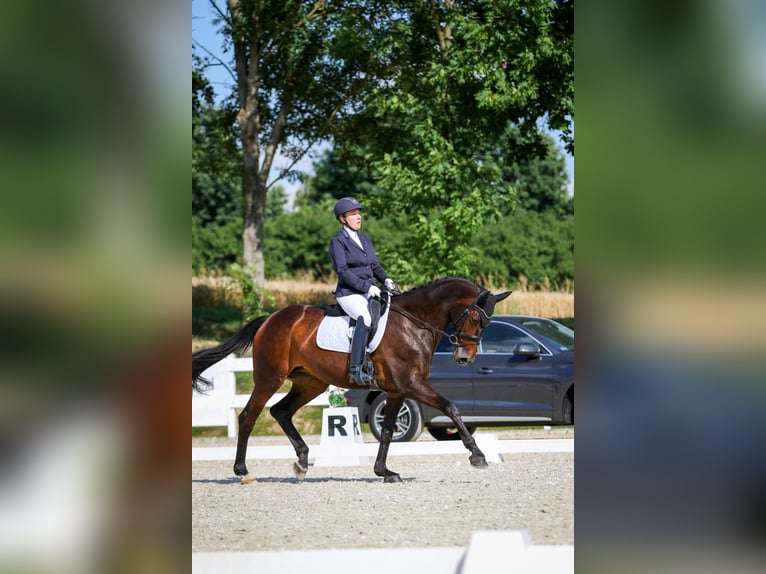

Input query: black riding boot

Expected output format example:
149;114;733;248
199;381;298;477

348;319;373;385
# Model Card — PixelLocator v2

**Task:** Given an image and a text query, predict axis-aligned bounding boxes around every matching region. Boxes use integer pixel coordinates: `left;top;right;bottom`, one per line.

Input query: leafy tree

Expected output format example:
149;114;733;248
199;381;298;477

339;0;573;283
289;125;572;285
265;186;289;219
192;218;241;271
299;146;380;206
196;1;573;285
193;53;291;275
192;55;242;271
493;125;573;219
471;209;574;288
264;195;338;279
210;0;385;287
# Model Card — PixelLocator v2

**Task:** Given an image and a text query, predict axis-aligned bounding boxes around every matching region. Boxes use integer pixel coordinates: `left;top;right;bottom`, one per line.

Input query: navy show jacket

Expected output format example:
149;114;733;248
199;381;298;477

329;227;389;297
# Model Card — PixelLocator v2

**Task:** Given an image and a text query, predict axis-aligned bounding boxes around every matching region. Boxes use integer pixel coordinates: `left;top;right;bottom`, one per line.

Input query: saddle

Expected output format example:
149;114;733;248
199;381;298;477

316;294;390;355
323;294;387;338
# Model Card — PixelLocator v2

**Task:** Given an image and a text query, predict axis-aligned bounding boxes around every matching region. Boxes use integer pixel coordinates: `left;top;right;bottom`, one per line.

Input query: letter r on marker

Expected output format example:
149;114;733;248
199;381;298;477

328;415;348;436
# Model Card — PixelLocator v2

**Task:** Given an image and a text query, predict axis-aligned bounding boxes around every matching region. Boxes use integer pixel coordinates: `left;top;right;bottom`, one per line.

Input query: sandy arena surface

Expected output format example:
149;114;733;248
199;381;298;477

192;430;574;552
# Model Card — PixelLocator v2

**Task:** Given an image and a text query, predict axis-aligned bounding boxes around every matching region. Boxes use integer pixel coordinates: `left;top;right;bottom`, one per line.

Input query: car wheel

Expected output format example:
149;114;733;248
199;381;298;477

562;389;574;424
368;394;423;442
426;425;477;441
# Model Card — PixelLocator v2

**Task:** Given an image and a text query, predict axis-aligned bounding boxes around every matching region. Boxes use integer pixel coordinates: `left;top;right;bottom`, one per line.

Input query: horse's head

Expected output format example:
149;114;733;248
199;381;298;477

450;288;512;365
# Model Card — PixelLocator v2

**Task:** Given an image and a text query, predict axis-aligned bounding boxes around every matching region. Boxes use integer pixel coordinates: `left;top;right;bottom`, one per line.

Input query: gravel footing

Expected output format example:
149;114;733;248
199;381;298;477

193;431;573;552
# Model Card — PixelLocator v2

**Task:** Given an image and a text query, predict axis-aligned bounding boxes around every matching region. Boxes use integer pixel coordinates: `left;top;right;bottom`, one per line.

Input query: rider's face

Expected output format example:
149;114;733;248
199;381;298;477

342;209;362;230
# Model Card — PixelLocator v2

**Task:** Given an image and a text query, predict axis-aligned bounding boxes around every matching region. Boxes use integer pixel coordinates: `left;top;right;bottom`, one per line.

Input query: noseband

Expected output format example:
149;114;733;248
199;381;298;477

391;289;492;348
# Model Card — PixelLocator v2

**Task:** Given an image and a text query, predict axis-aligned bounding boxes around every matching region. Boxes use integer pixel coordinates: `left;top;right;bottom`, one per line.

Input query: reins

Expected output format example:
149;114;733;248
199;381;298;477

389;304;451;339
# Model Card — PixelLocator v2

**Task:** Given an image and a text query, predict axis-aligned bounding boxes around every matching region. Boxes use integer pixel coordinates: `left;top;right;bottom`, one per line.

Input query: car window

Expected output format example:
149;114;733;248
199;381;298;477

480;322;536;353
518;318;574;351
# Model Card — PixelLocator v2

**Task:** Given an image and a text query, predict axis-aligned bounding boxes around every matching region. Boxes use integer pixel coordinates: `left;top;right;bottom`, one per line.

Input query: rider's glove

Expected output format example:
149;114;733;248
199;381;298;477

384;278;401;294
368;285;381;298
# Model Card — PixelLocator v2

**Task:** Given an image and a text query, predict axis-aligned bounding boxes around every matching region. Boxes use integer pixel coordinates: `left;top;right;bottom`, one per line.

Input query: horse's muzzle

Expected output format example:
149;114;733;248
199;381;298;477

455;356;474;366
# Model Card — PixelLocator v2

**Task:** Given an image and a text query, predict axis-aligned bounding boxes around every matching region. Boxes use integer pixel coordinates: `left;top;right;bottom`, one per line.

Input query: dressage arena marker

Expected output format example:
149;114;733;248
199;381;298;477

314;406;369;466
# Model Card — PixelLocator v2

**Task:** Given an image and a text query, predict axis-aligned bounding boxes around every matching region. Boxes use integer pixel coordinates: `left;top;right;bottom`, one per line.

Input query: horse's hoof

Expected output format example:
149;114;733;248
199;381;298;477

241;474;257;485
293;462;307;482
470;456;488;468
233;463;249;476
383;474;402;483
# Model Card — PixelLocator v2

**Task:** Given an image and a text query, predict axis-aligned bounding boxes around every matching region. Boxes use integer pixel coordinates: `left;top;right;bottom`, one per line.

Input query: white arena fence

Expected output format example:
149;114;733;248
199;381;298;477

192;354;330;437
192;530;574;574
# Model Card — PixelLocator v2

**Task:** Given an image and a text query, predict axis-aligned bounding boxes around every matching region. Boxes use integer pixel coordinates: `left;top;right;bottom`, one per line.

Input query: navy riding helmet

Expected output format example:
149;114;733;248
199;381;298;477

333;197;364;220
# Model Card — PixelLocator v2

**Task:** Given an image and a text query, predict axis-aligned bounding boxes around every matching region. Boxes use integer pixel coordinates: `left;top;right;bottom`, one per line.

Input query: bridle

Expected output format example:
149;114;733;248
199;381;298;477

390;289;492;348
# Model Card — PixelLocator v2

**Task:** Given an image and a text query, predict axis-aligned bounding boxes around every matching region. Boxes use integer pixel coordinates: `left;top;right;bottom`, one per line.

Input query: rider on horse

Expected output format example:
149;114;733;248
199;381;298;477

329;197;400;386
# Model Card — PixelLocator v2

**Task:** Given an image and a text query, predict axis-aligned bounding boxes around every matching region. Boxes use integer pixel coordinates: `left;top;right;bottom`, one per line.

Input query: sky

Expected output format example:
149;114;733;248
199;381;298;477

192;0;575;200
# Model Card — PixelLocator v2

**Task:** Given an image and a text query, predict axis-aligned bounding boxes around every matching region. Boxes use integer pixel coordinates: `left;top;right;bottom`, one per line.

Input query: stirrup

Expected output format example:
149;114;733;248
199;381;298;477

349;366;373;386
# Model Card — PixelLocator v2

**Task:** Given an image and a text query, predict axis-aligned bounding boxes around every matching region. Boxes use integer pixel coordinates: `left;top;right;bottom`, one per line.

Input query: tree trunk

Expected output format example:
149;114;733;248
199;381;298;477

238;96;291;291
241;140;266;289
239;96;265;288
229;0;266;289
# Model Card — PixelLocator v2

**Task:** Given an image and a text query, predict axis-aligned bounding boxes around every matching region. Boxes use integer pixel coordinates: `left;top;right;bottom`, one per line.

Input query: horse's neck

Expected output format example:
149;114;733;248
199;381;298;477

397;297;445;329
398;281;475;329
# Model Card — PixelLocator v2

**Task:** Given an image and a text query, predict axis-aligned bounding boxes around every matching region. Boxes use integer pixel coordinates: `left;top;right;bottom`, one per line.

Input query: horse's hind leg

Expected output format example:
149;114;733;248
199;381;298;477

269;373;327;481
233;394;270;483
234;374;286;483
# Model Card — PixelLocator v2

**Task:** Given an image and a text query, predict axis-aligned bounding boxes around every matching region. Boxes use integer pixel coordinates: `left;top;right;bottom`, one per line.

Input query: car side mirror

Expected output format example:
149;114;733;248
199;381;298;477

513;343;541;357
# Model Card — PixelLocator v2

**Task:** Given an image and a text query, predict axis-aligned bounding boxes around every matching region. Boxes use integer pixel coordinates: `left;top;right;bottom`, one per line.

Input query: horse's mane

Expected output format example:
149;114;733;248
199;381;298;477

398;276;481;298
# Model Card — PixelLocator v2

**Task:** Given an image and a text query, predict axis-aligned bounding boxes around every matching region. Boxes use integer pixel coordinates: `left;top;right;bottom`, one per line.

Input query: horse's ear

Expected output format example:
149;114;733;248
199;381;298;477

494;290;512;302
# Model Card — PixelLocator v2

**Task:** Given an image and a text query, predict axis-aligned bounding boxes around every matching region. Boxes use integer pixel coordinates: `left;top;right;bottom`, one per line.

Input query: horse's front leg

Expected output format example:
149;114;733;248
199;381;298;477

373;395;404;483
442;401;488;468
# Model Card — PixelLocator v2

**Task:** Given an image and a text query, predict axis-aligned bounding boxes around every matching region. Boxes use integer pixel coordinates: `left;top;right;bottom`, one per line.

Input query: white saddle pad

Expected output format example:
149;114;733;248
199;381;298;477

316;306;390;353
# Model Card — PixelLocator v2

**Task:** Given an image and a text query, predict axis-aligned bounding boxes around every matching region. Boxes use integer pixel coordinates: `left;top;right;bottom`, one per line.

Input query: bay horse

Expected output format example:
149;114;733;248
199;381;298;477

192;277;510;483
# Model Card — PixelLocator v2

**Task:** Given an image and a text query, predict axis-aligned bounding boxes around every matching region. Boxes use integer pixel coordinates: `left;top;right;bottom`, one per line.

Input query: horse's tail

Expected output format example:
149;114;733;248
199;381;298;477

192;314;270;393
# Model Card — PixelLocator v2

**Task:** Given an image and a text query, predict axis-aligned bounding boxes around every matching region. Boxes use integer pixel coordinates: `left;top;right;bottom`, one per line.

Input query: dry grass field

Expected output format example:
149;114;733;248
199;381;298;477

192;275;574;320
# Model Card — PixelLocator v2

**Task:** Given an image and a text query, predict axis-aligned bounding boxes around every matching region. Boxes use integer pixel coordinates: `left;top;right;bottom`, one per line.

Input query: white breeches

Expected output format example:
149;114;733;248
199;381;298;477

336;294;372;327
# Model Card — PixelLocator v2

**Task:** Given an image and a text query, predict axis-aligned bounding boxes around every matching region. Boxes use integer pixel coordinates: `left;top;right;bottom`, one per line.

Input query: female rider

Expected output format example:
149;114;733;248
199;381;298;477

329;197;399;385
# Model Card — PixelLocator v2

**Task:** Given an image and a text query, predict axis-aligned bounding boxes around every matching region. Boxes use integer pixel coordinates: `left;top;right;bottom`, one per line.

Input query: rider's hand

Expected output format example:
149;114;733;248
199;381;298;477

384;278;401;294
368;285;381;298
